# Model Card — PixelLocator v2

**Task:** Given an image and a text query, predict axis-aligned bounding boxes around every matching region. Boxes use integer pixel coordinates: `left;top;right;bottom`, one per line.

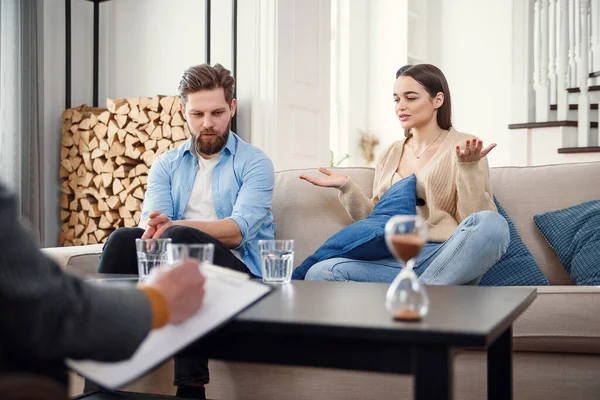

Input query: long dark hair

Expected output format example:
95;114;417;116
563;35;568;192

396;64;452;137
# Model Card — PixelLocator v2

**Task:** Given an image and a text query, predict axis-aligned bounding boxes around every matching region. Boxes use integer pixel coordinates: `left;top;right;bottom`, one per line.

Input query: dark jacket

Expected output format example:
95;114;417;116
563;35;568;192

0;183;151;379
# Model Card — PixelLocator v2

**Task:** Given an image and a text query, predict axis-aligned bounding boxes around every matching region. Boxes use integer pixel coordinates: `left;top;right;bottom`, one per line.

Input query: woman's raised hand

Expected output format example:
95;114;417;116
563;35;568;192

299;167;349;188
455;139;496;163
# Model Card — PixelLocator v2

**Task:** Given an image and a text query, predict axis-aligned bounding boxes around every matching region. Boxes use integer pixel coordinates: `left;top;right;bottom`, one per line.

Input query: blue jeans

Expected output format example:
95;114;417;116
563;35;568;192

305;211;510;285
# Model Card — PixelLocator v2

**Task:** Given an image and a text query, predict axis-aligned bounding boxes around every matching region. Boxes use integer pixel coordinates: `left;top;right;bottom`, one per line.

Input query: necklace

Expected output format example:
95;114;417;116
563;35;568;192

410;129;445;159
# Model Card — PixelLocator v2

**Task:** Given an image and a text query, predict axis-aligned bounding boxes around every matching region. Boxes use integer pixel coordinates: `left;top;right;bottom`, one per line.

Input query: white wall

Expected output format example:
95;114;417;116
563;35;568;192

347;0;513;167
340;0;513;167
430;0;513;167
235;0;256;142
332;0;370;166
332;0;410;167
366;0;409;160
105;0;208;99
338;0;511;166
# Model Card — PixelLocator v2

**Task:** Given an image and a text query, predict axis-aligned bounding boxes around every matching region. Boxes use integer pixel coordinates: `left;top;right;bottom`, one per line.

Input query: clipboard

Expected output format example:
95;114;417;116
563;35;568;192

67;263;272;389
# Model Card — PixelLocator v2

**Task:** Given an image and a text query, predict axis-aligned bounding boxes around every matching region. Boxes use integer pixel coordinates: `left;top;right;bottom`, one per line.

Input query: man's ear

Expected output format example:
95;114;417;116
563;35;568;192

180;102;187;120
230;99;237;118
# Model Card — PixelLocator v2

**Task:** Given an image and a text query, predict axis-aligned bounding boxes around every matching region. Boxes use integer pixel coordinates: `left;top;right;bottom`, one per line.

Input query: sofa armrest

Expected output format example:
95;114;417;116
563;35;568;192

41;244;104;276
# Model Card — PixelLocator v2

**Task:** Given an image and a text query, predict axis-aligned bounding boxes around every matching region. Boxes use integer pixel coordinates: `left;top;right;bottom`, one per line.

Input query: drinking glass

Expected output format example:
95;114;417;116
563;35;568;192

259;240;295;283
384;215;429;321
166;243;215;266
135;238;172;280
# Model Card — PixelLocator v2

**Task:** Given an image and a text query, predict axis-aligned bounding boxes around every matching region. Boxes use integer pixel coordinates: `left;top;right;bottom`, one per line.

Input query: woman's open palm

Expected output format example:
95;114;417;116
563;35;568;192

456;139;496;163
299;167;348;188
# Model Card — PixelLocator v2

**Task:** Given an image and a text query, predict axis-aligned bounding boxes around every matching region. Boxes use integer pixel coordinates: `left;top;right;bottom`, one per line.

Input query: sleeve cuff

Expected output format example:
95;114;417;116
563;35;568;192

138;285;170;330
138;217;149;230
456;159;482;171
338;176;356;194
228;216;248;249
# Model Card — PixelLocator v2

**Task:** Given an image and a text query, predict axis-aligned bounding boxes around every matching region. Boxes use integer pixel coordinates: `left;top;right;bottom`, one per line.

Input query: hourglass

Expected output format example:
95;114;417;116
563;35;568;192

384;215;429;321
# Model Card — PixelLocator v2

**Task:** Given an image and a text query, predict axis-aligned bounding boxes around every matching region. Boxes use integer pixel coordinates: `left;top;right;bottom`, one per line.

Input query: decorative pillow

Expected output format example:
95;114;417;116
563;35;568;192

534;200;600;285
479;197;549;286
292;174;417;280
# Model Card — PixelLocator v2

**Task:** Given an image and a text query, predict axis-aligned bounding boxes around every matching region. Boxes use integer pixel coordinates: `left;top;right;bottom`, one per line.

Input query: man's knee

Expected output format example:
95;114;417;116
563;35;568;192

105;227;143;247
162;225;211;243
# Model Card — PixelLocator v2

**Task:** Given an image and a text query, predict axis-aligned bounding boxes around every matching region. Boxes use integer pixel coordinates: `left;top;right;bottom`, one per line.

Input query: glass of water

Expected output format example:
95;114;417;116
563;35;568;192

166;243;215;266
135;238;172;280
259;239;294;284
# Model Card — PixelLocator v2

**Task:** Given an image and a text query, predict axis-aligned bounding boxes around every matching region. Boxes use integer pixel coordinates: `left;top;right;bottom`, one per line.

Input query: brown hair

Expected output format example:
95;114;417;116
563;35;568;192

178;63;235;105
396;64;452;137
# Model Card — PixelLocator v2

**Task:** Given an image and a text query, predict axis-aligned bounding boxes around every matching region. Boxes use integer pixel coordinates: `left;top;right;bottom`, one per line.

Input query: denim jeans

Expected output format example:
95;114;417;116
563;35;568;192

304;210;510;285
98;225;252;386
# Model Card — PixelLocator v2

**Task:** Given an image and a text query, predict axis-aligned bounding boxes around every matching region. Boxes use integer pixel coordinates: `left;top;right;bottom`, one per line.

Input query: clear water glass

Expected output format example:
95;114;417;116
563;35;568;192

135;238;172;280
259;240;295;284
166;243;215;266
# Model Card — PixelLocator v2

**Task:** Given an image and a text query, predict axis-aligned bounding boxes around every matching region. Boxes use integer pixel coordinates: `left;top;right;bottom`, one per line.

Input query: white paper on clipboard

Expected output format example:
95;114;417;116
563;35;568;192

67;263;271;389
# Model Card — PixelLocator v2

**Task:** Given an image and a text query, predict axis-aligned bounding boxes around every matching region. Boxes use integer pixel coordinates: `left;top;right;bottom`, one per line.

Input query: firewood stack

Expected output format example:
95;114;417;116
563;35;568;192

59;96;190;246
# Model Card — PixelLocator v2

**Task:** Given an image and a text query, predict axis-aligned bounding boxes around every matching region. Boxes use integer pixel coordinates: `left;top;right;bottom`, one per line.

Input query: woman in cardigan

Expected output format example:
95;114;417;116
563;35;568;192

300;64;509;285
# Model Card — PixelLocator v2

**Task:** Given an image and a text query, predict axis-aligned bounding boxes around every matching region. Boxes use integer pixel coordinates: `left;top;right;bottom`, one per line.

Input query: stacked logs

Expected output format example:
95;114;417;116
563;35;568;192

59;96;190;246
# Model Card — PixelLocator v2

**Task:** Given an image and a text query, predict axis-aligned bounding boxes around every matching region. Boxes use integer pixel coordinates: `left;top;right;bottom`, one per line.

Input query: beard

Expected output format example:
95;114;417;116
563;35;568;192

191;120;231;156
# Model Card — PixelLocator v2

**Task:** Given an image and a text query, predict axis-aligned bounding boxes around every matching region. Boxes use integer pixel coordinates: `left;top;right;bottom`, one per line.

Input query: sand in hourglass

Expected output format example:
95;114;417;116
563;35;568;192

390;234;426;321
391;234;426;263
393;308;422;321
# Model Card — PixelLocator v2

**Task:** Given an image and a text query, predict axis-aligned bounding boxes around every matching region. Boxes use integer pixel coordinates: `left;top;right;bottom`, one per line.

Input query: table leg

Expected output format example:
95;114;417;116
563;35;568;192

414;345;453;400
487;327;513;400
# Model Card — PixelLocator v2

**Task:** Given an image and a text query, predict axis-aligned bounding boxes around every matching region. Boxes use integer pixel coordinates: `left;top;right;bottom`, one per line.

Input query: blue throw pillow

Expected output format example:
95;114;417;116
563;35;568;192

479;197;549;286
292;174;417;280
534;200;600;285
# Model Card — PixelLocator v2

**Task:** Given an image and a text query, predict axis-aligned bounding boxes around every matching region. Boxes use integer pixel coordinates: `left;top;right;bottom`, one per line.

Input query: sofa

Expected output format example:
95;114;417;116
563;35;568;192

44;162;600;399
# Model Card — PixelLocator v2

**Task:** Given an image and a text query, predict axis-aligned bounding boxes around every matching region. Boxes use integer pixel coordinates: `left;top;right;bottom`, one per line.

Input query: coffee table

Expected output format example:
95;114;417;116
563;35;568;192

188;281;536;400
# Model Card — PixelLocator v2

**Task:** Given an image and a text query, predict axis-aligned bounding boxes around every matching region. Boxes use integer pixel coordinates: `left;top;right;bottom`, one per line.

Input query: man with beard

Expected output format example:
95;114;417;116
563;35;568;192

97;63;275;399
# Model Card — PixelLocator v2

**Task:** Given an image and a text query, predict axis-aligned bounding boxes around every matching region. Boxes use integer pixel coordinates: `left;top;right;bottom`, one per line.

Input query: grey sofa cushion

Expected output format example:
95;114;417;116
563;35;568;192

42;244;103;275
513;286;600;354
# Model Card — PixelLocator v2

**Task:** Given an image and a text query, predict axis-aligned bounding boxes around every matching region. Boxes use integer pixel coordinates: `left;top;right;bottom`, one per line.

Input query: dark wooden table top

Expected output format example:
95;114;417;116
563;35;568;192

88;275;536;349
228;281;536;348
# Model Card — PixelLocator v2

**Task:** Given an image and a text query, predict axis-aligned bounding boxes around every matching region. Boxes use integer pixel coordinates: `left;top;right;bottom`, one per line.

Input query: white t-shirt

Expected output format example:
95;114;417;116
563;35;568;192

183;155;243;261
183;155;221;221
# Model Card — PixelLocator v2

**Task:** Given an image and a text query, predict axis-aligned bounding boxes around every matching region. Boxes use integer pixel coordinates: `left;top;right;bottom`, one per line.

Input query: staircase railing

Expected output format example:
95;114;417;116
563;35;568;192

533;0;598;147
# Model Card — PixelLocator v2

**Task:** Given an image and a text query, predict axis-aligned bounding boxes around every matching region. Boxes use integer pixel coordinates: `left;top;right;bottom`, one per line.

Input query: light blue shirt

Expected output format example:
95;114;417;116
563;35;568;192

141;132;275;277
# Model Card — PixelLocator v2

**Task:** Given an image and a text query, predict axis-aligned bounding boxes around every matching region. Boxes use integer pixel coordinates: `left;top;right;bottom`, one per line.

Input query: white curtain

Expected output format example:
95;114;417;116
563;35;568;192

0;0;45;243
